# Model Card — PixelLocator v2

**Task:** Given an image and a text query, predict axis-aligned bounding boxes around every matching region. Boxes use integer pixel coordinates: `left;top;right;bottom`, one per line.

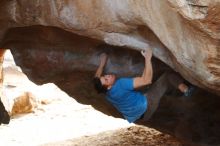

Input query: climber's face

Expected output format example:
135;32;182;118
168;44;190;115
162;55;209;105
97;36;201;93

100;74;116;89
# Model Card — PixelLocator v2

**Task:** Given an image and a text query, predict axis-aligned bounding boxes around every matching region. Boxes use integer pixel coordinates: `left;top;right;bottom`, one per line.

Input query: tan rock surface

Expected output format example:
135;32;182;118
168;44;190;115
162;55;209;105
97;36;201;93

0;0;219;94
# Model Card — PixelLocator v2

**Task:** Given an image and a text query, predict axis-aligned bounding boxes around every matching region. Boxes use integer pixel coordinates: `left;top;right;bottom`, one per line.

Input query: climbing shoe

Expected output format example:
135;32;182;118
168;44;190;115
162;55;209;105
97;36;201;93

184;86;195;97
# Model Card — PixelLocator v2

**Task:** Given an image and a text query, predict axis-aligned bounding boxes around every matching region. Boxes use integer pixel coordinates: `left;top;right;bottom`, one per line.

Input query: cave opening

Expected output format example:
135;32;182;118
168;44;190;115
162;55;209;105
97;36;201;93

1;25;220;146
8;45;220;146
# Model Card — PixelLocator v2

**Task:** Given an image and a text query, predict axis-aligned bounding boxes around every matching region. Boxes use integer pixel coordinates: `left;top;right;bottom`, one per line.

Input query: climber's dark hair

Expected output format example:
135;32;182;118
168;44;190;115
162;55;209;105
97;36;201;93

93;77;108;94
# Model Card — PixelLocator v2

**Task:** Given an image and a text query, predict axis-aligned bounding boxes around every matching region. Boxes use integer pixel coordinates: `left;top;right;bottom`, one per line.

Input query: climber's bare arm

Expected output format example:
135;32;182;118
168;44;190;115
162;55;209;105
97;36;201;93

133;49;153;89
95;53;108;78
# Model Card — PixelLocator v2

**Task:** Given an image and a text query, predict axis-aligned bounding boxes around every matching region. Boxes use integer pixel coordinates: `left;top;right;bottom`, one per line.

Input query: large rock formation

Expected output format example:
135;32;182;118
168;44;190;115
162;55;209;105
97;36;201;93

0;1;220;145
0;0;219;94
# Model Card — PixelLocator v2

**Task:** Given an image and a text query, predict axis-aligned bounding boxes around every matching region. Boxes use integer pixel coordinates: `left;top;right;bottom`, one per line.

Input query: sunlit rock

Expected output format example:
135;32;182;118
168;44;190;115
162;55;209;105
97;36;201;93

11;92;37;115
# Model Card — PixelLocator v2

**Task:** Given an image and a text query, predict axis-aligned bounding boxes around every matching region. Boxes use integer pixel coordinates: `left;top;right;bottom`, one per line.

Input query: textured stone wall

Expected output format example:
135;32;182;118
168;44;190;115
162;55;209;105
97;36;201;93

0;0;219;94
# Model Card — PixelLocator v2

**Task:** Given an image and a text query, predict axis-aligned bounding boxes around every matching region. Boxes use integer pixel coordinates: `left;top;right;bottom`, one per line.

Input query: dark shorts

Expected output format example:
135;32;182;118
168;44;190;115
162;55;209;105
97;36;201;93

136;72;184;122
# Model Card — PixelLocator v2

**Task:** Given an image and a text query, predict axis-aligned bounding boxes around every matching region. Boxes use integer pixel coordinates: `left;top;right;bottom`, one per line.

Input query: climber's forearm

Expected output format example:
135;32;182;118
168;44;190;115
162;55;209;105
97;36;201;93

95;64;105;78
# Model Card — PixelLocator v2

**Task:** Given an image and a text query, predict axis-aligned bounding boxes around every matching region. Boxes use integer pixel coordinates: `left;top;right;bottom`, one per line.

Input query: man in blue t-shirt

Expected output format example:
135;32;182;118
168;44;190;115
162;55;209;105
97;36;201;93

93;48;194;123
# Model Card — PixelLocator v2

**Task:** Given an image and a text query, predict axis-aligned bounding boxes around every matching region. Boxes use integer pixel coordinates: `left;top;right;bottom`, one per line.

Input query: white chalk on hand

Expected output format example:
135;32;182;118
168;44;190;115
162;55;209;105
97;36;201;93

141;50;146;56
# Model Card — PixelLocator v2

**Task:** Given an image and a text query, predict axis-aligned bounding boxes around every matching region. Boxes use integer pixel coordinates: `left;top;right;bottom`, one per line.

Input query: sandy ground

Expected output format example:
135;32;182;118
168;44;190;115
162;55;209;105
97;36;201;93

0;50;184;146
42;126;184;146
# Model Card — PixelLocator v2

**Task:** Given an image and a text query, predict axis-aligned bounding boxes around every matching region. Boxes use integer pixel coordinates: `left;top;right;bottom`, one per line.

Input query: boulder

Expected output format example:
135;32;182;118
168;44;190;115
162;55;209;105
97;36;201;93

0;1;219;144
10;92;38;116
0;0;219;94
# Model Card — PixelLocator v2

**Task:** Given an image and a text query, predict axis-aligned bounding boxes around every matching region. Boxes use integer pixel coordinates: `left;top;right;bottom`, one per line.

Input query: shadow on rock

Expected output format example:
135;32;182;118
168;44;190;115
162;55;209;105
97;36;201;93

0;99;10;125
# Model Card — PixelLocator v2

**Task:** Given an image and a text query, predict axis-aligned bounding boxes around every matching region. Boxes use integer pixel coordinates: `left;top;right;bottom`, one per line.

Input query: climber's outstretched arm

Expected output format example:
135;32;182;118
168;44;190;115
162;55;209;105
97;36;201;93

95;53;108;78
133;49;153;89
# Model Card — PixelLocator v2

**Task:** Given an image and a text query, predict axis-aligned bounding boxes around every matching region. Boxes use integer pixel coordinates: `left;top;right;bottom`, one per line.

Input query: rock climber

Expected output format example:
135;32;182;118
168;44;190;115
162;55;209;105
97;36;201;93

93;48;194;123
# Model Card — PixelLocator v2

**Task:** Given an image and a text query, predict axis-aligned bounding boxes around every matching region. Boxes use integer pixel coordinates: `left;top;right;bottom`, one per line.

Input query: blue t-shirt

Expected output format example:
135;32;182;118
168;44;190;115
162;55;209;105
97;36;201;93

106;78;147;123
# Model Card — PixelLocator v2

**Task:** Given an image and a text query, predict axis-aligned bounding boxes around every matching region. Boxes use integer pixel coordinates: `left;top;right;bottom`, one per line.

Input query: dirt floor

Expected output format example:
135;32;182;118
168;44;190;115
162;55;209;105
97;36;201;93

42;126;184;146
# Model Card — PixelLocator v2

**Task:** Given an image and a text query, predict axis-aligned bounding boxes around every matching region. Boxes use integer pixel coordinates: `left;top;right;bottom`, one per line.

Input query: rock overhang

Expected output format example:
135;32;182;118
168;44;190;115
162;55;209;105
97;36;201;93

0;0;219;95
